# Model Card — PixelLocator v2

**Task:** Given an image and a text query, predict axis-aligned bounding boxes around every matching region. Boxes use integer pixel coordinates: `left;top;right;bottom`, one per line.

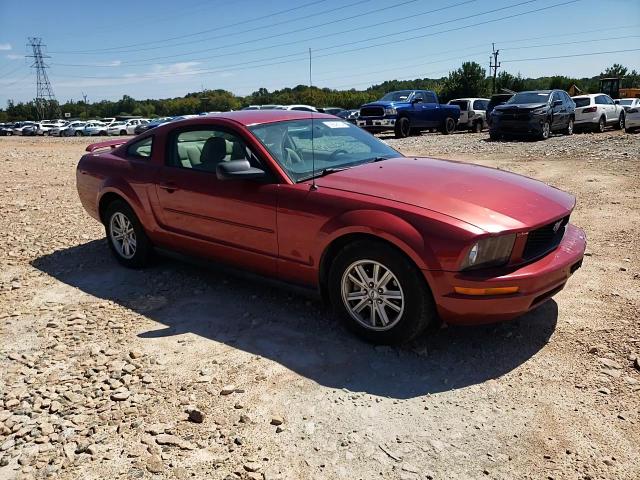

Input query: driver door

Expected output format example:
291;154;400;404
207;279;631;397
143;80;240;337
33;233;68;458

153;124;279;275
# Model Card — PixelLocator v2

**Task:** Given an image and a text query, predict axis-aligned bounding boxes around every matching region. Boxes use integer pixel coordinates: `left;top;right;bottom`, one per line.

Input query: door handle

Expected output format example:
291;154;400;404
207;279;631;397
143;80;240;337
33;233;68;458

158;183;178;193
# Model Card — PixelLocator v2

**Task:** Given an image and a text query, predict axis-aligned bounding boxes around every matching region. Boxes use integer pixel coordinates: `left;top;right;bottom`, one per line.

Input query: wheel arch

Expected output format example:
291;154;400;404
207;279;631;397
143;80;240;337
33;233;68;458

97;183;145;225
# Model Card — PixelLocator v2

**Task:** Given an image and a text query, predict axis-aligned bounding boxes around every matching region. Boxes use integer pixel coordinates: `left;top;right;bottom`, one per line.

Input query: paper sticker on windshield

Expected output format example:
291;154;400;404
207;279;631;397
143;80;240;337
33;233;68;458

322;121;350;128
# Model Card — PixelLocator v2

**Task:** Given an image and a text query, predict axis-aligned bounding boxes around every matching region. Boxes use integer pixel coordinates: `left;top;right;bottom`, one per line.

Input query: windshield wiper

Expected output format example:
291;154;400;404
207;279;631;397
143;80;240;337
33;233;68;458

367;155;393;163
299;166;351;182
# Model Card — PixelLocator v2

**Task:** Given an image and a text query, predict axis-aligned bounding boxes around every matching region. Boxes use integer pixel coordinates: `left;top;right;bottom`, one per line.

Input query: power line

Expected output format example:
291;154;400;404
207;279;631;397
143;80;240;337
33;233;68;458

0;64;25;80
45;0;584;82
51;0;478;66
50;0;332;54
501;48;640;63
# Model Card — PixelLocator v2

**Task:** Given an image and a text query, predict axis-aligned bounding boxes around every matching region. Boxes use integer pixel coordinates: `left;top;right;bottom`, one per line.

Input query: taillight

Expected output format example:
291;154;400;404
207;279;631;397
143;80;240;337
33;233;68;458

582;106;597;113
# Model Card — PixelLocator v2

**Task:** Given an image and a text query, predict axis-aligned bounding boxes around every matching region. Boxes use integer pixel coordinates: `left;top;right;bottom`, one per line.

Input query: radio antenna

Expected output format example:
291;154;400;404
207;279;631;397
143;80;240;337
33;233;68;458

309;47;317;191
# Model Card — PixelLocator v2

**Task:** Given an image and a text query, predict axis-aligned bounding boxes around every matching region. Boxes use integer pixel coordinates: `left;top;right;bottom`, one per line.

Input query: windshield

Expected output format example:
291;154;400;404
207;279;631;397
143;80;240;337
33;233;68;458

508;92;551;104
618;99;633;106
249;119;401;182
380;90;414;102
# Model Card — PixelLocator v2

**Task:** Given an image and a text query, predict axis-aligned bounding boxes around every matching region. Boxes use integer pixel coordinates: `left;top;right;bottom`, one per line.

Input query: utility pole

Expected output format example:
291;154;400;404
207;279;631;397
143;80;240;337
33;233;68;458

490;43;500;94
82;92;88;119
27;37;60;120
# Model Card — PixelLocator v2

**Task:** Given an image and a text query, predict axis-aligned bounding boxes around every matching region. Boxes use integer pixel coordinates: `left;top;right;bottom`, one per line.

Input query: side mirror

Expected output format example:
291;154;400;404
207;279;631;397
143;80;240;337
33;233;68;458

553;100;562;107
412;97;424;104
216;159;267;181
614;100;620;104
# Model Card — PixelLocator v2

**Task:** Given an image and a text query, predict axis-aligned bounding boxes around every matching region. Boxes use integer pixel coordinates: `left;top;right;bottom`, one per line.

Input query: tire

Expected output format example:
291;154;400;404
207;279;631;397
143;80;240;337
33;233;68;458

564;116;574;136
472;121;483;133
440;117;456;135
539;119;550;140
120;130;127;135
104;200;154;268
614;113;624;130
625;127;636;134
328;240;436;345
100;130;106;136
394;117;411;138
489;130;501;141
75;131;82;137
596;116;606;133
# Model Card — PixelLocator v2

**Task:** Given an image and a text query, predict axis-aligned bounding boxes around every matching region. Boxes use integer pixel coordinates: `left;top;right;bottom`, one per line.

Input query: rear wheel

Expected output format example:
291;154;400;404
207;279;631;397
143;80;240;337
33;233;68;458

441;117;456;135
472;120;483;133
328;240;436;344
614;113;625;130
394;117;411;138
104;200;154;268
564;117;574;135
75;130;82;136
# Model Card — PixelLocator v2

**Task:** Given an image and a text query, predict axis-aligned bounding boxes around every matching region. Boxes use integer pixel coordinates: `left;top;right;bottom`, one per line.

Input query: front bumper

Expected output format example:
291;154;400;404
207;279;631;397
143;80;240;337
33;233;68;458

490;114;545;135
428;224;586;325
357;117;396;131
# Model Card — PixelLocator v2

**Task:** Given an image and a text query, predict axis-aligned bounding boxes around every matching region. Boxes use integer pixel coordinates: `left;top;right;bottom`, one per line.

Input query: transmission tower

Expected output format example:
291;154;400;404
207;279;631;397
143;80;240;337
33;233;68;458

27;37;61;120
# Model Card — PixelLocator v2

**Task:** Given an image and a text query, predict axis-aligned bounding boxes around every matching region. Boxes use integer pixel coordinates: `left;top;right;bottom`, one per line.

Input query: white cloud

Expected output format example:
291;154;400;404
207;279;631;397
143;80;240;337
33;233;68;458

6;54;22;60
96;60;122;67
0;43;12;51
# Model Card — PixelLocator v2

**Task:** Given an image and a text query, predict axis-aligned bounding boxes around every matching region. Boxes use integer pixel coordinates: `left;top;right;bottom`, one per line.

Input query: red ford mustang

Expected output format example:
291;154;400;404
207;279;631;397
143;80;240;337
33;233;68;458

76;110;586;344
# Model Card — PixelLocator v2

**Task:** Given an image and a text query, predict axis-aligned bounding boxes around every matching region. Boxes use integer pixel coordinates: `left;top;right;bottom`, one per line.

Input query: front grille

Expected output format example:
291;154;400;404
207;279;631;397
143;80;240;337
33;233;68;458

522;216;569;261
360;106;385;117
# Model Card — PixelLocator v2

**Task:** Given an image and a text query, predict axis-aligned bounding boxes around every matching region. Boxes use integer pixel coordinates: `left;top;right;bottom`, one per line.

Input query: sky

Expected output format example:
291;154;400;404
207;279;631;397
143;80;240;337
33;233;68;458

0;0;639;106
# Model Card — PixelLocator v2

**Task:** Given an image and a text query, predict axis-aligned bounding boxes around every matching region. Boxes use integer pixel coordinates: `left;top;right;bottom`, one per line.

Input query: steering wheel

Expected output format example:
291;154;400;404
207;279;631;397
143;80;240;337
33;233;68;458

328;149;349;162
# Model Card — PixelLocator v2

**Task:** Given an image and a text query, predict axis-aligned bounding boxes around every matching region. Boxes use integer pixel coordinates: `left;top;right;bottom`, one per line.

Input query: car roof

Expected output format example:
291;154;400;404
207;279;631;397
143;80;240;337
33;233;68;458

170;110;337;127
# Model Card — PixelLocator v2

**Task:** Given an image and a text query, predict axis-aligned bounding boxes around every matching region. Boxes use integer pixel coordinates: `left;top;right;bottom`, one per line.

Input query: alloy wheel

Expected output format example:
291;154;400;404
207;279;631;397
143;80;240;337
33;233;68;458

109;212;137;259
340;260;405;331
542;121;550;139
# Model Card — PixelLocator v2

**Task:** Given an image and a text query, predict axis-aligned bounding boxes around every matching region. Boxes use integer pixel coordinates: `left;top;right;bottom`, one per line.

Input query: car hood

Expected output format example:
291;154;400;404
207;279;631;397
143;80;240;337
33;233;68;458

315;157;574;232
361;100;411;109
495;102;548;111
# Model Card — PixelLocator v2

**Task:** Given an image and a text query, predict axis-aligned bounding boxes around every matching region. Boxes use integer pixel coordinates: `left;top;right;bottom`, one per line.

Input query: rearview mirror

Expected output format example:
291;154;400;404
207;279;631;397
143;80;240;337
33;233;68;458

216;160;267;181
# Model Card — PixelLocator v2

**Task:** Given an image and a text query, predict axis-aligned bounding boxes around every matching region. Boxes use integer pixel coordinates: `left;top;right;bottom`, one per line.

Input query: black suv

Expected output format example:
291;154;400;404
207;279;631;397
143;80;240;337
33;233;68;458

489;90;575;140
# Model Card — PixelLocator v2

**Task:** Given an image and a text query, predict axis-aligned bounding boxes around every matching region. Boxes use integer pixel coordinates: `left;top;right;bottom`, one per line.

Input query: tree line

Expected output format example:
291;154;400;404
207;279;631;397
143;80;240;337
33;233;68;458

1;63;637;122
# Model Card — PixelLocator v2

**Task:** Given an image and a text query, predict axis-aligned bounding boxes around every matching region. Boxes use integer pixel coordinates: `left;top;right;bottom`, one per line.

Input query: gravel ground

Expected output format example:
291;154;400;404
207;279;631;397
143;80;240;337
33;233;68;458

0;130;639;480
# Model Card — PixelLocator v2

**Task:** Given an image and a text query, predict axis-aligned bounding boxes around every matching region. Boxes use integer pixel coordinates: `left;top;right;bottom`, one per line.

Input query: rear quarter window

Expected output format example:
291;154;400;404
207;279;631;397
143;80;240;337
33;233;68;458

127;136;153;158
573;98;591;108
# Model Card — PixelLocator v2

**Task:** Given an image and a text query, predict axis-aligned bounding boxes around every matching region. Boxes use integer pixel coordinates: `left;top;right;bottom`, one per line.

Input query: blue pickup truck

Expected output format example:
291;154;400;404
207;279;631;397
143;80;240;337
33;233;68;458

357;90;460;138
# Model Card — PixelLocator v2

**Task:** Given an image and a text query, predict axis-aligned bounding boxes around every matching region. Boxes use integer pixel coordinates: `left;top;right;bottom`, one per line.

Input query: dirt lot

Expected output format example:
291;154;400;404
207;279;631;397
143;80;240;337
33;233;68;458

0;130;639;480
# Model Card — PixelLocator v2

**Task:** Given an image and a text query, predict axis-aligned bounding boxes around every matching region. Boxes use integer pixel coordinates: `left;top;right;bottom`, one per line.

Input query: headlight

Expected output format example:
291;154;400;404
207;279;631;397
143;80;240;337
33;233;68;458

461;234;516;270
384;107;397;116
532;107;547;115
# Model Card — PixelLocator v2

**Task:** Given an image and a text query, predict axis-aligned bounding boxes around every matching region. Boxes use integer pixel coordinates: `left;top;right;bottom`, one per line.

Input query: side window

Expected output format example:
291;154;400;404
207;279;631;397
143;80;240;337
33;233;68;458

595;95;606;105
473;99;488;110
168;127;259;172
423;92;436;103
604;95;614;105
127;136;153;158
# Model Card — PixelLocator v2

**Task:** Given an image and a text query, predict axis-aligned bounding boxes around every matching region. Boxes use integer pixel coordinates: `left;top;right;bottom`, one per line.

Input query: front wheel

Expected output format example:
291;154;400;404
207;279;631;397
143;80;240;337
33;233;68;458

328;240;436;344
104;200;154;268
75;131;82;136
539;120;550;140
120;130;127;135
394;117;411;138
596;116;606;133
441;117;456;135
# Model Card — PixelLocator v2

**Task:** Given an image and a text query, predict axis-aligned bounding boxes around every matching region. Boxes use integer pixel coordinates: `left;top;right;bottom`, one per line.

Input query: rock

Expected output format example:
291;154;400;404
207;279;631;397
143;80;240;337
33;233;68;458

40;423;54;435
244;462;261;473
155;434;181;446
111;389;131;401
129;350;143;359
188;409;205;424
146;455;163;474
220;385;235;395
635;358;640;371
598;387;611;395
598;358;622;369
239;414;251;424
246;474;262;480
275;426;284;433
0;456;9;467
1;439;15;451
49;401;61;413
270;416;284;426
